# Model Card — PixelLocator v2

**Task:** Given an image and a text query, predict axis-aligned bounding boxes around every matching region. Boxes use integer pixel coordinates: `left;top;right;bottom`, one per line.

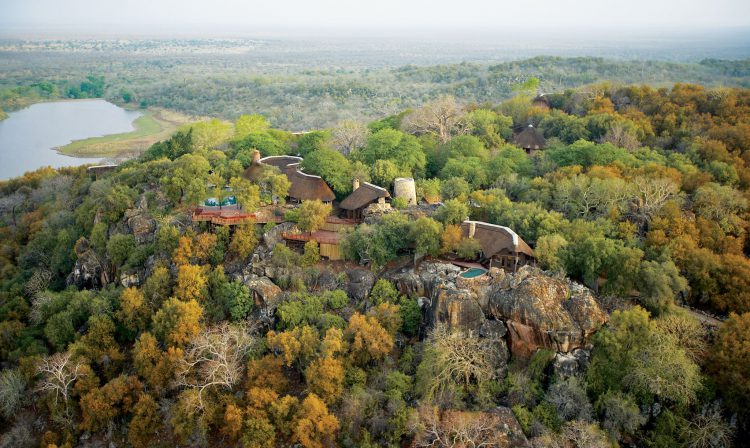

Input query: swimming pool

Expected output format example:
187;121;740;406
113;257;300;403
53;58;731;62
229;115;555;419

460;267;487;279
204;196;237;206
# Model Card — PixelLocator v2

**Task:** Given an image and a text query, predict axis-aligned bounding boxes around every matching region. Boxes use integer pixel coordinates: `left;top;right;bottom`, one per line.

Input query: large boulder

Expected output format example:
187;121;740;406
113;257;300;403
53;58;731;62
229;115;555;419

243;276;284;319
346;268;376;301
552;347;592;380
431;285;486;333
262;222;296;250
66;238;110;290
126;213;156;244
386;262;461;298
487;266;607;356
124;195;156;244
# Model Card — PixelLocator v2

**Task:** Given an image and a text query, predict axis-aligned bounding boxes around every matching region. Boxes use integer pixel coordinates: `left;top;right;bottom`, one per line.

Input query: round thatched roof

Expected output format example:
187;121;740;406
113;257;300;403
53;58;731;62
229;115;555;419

513;124;546;150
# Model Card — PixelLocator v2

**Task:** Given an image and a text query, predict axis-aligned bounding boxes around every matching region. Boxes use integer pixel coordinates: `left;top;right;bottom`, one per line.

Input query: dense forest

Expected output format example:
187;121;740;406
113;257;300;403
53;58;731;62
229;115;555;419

1;39;750;129
0;80;749;448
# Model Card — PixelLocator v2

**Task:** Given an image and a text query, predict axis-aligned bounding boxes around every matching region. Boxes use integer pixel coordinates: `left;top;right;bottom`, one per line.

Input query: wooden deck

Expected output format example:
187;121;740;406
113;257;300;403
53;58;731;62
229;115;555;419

192;205;285;226
282;230;343;245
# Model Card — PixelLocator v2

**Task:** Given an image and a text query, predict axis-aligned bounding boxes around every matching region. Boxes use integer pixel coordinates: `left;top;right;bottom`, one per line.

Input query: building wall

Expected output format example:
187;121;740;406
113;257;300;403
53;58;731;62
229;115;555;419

320;243;342;261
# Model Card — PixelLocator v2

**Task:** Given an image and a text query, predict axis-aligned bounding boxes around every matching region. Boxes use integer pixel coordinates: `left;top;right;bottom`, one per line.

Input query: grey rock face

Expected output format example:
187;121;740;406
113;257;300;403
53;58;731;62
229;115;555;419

487;266;607;356
391;262;606;358
552;347;592;379
67;238;110;290
242;276;284;319
346;268;376;301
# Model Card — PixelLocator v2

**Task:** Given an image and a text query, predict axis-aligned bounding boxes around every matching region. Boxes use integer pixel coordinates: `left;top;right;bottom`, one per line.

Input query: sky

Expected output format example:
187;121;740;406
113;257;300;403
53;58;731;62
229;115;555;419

1;0;750;37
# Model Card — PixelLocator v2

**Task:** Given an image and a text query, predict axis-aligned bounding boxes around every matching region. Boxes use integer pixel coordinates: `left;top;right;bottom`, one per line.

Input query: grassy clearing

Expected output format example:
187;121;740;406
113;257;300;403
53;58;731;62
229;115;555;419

57;108;193;158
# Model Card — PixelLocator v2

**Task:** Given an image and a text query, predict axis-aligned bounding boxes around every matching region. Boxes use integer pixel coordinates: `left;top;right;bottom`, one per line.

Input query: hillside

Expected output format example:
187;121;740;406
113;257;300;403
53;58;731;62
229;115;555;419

0;82;749;447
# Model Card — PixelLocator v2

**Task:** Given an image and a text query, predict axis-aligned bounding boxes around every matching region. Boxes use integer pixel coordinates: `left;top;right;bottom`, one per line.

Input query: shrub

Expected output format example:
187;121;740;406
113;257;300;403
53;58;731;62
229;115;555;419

301;240;321;267
0;369;24;419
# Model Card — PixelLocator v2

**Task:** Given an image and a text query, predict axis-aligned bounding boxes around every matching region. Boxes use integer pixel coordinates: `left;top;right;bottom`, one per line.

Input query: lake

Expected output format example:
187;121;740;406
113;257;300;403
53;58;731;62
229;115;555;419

0;99;142;180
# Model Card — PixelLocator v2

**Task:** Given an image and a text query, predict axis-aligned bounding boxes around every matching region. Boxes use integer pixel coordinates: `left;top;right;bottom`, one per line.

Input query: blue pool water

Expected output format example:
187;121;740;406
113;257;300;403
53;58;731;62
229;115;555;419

460;267;487;279
204;196;237;206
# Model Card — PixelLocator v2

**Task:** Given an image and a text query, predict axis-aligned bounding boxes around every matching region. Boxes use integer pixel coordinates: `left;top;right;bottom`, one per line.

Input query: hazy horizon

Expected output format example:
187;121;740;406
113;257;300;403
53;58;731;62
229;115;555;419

2;0;750;39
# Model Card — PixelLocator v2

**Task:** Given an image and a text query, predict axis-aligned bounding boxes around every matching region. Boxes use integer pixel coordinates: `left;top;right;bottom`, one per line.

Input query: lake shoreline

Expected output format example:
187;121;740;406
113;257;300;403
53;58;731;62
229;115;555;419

53;107;193;158
0;99;145;180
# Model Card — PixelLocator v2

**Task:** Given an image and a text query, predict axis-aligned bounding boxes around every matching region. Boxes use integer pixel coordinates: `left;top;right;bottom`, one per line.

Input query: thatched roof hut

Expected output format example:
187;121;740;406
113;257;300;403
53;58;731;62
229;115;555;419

283;164;336;203
261;155;303;169
532;94;550;109
340;181;390;210
460;220;535;269
513;124;545;152
242;151;334;203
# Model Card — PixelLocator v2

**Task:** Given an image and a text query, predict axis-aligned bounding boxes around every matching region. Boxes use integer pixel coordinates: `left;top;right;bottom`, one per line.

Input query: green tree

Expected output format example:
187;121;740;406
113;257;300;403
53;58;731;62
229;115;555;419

161;154;211;205
637;259;688;315
106;233;136;268
301;148;352;195
410;217;443;256
297;200;332;232
466;108;513;147
235;114;270;139
357;129;426;176
301;240;321;267
297;130;331;157
370;159;401;189
434;199;469;225
447;135;490;160
229;176;260;211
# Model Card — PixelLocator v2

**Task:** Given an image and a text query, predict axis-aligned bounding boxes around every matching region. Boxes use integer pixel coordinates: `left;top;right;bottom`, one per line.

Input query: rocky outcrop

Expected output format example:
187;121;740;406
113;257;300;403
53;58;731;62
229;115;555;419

346;268;376;301
552;347;592;380
262;222;296;250
432;285;486;333
242;276;284;319
67;238;110;290
124;195;156;244
120;272;140;288
386;262;462;299
487;266;607;356
389;262;606;358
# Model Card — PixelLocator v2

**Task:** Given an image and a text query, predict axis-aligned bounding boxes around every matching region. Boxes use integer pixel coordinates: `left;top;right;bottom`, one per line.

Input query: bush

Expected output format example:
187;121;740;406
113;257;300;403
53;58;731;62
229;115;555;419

370;279;401;305
456;238;481;259
301;240;321;267
533;401;561;431
0;368;24;419
399;297;422;337
227;282;253;321
512;405;534;435
107;233;136;267
271;244;301;269
322;290;348;310
391;197;408;209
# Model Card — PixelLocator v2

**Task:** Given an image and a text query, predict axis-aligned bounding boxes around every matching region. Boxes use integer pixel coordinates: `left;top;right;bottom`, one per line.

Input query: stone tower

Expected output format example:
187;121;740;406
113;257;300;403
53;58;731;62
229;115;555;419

393;177;417;205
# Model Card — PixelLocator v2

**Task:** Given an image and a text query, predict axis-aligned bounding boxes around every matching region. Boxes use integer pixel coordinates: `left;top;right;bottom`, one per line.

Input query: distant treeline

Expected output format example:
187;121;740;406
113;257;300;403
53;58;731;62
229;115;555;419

1;52;749;128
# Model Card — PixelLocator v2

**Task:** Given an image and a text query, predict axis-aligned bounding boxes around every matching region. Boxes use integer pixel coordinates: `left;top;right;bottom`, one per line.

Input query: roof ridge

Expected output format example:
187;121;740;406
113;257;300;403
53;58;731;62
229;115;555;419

361;181;388;193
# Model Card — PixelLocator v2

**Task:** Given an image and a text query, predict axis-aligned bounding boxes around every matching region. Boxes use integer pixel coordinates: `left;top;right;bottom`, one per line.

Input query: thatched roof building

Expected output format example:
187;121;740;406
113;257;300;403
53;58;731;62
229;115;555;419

261;155;304;169
242;150;334;203
513;124;545;153
460;220;535;270
532;94;550;109
339;179;390;220
283;164;336;203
